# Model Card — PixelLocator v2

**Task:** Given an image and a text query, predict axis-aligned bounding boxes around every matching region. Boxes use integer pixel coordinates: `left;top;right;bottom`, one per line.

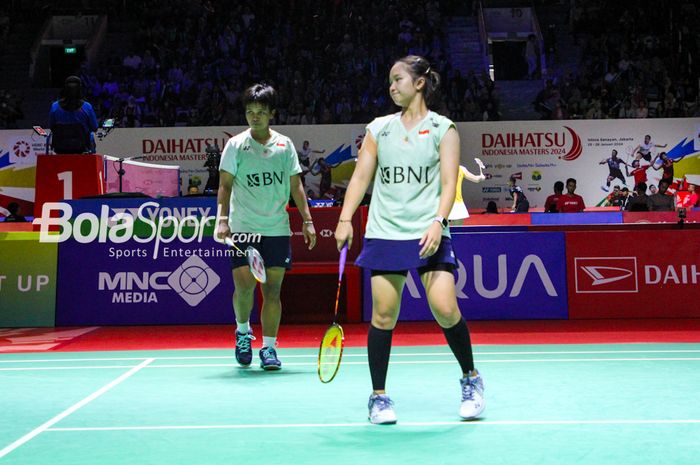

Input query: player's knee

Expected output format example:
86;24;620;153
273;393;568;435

371;308;398;329
233;270;258;291
261;283;282;300
233;282;256;297
430;304;461;325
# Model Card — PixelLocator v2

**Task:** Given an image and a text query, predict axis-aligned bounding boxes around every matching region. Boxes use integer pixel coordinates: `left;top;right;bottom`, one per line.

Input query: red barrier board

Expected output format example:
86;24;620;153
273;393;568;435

461;213;531;226
33;154;105;218
622;211;700;224
288;206;362;262
566;230;700;318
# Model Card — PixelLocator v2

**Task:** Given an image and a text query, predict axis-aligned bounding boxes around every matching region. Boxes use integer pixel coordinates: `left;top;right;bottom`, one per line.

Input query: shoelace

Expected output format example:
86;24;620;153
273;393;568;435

237;333;255;351
261;347;276;359
372;396;394;411
462;378;478;401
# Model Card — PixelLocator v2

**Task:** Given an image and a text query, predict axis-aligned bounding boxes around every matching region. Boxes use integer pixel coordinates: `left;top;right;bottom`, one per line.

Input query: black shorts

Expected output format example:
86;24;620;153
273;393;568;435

370;262;456;277
640;152;652;162
515;199;530;212
229;235;292;270
609;168;625;181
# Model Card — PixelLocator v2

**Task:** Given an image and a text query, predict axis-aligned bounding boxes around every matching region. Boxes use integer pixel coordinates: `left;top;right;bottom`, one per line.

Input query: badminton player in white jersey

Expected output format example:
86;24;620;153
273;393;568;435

216;83;316;370
633;134;667;162
334;55;485;424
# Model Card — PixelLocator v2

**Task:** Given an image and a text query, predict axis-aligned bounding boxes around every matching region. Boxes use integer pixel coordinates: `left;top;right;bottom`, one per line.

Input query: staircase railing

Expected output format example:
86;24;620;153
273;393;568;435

477;2;491;77
530;4;547;79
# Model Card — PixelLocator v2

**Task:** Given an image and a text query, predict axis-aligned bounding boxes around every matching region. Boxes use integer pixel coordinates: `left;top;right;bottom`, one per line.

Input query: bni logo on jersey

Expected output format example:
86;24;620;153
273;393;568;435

574;257;638;293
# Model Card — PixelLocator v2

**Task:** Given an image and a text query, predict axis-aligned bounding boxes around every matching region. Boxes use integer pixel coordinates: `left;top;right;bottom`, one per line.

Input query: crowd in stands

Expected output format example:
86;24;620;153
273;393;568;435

0;90;23;129
0;1;698;126
73;0;697;126
536;0;699;120
76;0;475;127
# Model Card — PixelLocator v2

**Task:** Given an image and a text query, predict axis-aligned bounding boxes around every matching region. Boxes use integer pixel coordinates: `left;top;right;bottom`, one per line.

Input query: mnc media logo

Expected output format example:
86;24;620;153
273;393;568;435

98;255;221;306
575;257;638;293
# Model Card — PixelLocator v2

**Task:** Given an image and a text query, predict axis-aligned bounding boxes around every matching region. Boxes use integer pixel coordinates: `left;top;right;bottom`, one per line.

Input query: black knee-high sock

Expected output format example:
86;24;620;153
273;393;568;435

442;318;475;375
368;325;393;391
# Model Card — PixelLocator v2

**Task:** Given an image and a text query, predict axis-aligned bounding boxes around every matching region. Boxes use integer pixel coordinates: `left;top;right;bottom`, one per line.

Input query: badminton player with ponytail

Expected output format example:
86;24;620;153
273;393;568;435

334;56;485;424
216;83;316;371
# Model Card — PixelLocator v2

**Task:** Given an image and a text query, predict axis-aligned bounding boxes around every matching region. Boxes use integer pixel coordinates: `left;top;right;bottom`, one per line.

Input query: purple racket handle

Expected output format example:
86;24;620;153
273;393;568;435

338;243;348;279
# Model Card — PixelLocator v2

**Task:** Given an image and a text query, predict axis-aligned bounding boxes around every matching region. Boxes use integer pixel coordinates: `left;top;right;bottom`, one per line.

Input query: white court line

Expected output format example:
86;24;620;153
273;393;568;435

46;418;700;432
0;365;140;371
0;357;153;364
0;358;154;460
143;357;700;368
4;349;700;364
4;357;700;371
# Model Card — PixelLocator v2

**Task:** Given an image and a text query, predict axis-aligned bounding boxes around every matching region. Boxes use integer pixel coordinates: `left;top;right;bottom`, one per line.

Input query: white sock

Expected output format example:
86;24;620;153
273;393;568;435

236;321;250;334
262;336;277;349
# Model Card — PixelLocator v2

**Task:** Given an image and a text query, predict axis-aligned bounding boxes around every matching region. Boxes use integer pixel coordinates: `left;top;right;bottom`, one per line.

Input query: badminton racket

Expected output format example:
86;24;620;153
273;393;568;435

317;243;348;383
474;157;485;176
224;236;267;283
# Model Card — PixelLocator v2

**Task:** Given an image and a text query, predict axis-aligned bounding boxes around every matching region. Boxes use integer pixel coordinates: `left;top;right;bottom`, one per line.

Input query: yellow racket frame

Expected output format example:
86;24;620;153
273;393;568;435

317;323;345;383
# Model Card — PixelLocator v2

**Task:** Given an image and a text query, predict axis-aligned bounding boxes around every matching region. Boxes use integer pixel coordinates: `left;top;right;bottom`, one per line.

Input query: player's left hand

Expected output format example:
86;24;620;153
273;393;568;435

419;222;443;259
303;223;317;250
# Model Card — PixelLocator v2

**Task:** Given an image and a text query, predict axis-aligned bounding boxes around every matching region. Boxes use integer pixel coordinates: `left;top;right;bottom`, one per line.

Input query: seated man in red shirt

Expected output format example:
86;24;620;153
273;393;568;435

544;180;564;212
680;184;698;209
556;178;586;213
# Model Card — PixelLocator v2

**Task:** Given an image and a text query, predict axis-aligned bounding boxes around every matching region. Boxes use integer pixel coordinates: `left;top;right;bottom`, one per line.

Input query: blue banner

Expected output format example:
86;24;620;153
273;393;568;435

56;236;238;325
363;232;568;321
531;212;622;225
63;196;216;219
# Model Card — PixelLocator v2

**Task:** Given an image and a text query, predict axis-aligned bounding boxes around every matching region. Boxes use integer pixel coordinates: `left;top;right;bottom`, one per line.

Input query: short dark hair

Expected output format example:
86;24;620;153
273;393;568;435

566;178;576;185
242;83;277;111
7;202;19;214
636;182;647;192
394;55;441;108
554;181;564;191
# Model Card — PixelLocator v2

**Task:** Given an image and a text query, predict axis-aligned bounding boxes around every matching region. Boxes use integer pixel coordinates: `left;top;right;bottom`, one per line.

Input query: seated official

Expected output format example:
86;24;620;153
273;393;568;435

48;76;98;154
4;202;27;222
647;180;675;211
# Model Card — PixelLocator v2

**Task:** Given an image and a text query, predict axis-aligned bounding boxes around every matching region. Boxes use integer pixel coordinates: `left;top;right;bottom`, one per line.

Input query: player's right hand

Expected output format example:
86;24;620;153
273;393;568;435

215;222;231;243
335;221;353;251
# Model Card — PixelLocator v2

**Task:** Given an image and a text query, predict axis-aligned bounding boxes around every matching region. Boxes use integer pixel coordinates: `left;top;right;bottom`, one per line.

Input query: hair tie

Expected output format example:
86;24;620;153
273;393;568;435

425;67;431;75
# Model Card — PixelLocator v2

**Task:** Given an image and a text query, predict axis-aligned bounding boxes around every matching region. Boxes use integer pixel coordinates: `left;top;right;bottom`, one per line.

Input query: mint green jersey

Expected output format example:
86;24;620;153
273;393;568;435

365;111;456;239
219;129;301;235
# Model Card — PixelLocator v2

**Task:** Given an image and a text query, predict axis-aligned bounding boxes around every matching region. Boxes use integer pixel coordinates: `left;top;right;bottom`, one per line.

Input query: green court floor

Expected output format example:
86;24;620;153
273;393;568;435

2;344;700;465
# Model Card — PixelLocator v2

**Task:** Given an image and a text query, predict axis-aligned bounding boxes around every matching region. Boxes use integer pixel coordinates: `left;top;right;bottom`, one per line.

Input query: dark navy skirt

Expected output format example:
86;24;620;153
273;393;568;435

355;236;457;271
